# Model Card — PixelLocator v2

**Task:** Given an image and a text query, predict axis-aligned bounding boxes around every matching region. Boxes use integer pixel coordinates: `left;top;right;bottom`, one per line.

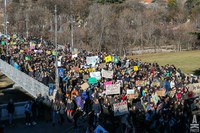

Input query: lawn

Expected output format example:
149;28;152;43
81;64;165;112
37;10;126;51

128;50;200;75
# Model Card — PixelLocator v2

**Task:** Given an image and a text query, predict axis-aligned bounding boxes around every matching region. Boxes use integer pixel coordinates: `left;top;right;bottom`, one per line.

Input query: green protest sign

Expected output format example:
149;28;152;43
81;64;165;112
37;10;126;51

1;41;6;45
114;56;119;63
88;77;98;84
52;50;56;56
25;55;31;60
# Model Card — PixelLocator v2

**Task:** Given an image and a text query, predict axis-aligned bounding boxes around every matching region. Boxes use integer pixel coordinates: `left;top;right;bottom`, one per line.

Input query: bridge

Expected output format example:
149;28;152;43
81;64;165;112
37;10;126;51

0;59;49;98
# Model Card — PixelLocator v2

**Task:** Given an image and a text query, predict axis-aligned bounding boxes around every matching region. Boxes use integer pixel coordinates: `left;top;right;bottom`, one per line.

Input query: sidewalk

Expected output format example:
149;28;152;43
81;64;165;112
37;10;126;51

1;118;74;133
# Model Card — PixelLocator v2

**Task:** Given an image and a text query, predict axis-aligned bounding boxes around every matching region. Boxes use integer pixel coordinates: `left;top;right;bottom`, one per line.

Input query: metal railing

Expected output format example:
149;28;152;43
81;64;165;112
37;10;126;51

0;59;48;98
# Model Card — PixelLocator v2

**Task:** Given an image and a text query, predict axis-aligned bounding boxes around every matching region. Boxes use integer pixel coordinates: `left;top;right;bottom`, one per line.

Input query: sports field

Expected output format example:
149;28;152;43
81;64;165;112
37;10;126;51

128;50;200;75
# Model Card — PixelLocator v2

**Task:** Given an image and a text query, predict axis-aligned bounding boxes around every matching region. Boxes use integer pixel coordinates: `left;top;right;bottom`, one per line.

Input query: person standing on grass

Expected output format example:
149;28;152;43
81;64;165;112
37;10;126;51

6;99;15;126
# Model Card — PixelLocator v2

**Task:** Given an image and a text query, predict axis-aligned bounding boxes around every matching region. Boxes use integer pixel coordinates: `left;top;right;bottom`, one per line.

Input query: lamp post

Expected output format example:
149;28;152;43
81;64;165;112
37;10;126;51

49;5;63;90
25;13;29;39
4;0;8;55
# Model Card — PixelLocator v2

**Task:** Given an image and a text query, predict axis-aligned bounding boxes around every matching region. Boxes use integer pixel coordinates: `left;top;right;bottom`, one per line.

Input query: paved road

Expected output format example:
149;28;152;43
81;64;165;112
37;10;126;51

1;118;75;133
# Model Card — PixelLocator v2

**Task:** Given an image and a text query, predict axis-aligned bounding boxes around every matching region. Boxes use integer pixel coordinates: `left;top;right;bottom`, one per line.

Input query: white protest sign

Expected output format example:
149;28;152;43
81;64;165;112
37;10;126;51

72;54;78;58
86;56;99;67
113;101;128;116
90;71;101;80
187;83;200;97
116;80;123;87
106;84;120;95
102;69;113;79
127;89;135;94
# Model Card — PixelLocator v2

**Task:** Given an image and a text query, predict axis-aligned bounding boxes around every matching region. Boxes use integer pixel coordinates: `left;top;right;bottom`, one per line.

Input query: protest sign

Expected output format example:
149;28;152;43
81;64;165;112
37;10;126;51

187;83;200;97
136;80;143;87
113;101;128;116
88;77;98;84
25;55;31;60
72;54;78;58
86;56;99;67
58;68;64;78
106;84;120;95
104;81;112;88
156;90;166;96
116;80;123;87
83;74;89;80
52;50;56;56
102;69;113;79
127;89;135;94
81;83;89;90
72;67;80;72
113;56;119;63
57;61;61;67
104;55;112;63
133;66;139;71
90;71;101;80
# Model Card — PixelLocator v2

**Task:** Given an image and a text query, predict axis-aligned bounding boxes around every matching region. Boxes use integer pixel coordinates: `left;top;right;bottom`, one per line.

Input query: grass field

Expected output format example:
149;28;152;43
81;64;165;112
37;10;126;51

128;50;200;75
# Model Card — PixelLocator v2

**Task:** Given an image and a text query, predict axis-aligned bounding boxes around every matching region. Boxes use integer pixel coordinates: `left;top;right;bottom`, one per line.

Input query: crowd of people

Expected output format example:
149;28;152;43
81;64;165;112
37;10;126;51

0;34;200;133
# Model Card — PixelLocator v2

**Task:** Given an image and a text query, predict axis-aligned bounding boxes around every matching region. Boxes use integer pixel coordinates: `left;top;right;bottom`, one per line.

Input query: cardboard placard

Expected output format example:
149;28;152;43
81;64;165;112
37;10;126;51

113;101;128;116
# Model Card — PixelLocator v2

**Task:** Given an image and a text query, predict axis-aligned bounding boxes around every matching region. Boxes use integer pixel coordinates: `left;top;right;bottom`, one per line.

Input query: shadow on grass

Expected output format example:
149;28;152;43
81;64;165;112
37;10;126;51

193;68;200;76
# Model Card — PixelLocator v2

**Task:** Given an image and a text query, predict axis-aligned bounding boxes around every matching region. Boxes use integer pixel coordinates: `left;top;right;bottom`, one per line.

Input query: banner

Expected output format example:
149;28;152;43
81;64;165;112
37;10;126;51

127;89;135;94
104;55;112;63
58;68;64;78
90;71;101;80
102;69;113;79
81;83;89;90
106;84;120;95
86;56;99;67
113;101;128;116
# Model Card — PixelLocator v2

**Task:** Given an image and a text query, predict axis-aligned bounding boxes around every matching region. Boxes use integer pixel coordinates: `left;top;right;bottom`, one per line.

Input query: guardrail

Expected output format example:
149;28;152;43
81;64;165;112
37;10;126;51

0;59;48;98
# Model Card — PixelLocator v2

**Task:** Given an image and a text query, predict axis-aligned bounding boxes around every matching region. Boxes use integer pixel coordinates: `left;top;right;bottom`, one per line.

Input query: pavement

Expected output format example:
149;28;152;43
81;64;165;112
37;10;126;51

1;118;75;133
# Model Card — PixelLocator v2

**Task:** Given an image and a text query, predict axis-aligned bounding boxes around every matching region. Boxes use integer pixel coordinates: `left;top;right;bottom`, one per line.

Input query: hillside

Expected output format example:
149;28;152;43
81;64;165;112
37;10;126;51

1;0;200;54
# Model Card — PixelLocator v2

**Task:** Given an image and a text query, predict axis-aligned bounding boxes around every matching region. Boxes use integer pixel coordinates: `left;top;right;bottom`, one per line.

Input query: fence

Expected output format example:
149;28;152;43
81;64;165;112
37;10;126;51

0;59;48;98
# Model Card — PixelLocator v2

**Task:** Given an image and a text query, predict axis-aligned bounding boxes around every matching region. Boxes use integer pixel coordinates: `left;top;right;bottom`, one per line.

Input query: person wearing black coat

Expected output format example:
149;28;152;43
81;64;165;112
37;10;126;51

6;99;15;125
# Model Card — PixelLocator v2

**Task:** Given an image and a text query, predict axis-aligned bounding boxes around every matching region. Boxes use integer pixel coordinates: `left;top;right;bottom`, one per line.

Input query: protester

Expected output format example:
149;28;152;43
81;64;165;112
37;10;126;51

0;34;199;132
6;99;15;126
24;101;32;126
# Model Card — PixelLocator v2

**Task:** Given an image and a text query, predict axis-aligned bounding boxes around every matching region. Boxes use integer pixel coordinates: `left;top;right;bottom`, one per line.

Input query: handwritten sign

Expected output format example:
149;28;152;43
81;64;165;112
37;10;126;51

113;101;128;116
86;56;99;67
102;69;113;79
81;83;89;90
127;89;135;94
156;90;166;97
133;66;139;71
90;71;101;80
106;84;120;95
187;83;200;97
104;55;112;63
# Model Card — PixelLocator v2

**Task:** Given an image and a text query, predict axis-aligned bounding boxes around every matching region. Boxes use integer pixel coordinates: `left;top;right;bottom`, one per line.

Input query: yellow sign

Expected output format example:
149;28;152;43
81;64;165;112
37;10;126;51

104;55;112;63
133;66;139;71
